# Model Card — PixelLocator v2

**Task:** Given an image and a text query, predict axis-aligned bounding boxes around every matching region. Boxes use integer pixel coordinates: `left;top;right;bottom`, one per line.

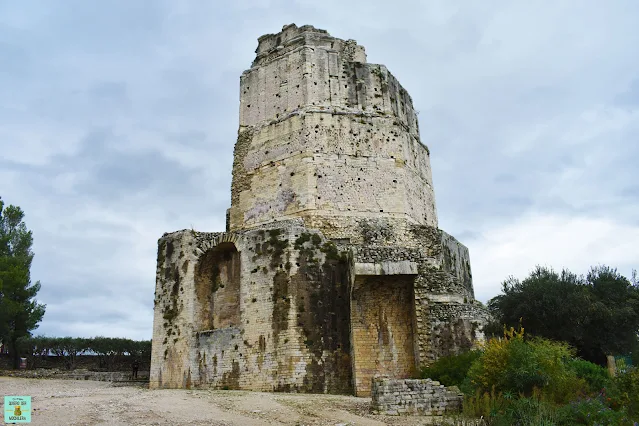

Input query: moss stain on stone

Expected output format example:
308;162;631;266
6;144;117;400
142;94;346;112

290;233;353;394
157;240;167;266
165;240;175;260
272;270;290;343
220;360;241;390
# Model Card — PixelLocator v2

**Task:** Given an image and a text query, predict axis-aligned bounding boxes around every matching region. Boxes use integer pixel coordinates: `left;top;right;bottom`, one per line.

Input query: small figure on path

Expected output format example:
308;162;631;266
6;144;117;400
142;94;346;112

132;359;140;380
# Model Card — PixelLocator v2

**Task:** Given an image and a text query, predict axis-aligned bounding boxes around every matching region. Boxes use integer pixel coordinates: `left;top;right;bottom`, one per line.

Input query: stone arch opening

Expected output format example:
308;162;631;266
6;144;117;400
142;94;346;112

350;275;417;396
194;242;241;331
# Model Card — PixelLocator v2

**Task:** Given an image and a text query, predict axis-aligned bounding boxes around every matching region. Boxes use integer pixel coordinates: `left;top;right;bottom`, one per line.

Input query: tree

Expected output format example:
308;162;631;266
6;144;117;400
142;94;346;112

50;337;89;370
581;266;639;362
487;265;639;365
0;197;46;368
90;337;127;370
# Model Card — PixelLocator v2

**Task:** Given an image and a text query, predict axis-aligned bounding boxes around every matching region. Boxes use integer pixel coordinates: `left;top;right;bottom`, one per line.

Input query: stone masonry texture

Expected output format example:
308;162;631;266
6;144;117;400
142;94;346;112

371;377;464;416
150;23;488;396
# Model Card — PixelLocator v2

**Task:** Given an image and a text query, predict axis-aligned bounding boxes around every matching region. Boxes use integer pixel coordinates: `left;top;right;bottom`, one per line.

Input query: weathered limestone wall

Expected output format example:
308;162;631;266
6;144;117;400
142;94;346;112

371;377;463;416
349;221;486;390
230;23;436;234
150;221;353;393
150;219;486;392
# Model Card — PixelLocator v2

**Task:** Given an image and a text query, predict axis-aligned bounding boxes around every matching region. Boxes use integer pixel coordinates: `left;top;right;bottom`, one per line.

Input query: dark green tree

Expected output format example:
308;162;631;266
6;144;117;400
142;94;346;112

50;337;89;370
487;265;639;365
581;266;639;363
0;197;46;368
89;336;127;370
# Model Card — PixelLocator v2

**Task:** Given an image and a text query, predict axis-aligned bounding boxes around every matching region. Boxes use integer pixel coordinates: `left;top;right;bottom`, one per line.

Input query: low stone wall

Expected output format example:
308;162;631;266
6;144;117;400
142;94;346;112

1;368;149;382
371;377;463;416
65;370;140;381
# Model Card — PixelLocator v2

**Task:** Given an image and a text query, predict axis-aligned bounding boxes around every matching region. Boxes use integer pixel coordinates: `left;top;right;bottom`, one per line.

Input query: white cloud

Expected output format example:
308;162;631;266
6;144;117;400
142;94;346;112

471;213;639;303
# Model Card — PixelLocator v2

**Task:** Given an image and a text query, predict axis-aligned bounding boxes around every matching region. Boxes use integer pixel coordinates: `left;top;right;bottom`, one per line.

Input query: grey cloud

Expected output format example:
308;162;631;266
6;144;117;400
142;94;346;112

620;186;639;198
615;78;639;106
17;126;228;211
38;277;118;306
87;81;130;109
39;296;152;340
73;140;196;198
0;39;31;77
493;173;516;184
45;301;135;324
21;0;165;55
455;230;480;242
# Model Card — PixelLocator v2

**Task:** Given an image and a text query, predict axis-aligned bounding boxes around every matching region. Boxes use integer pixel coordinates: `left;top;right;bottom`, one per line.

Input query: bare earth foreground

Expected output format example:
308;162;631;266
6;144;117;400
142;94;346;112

0;378;443;425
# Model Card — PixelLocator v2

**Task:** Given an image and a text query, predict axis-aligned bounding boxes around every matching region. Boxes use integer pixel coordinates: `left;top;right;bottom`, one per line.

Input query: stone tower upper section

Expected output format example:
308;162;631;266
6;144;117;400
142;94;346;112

229;24;438;235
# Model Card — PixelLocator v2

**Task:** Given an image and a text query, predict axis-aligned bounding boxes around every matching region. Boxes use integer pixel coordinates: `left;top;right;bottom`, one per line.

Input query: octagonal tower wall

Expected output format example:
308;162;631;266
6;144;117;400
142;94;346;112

229;24;437;238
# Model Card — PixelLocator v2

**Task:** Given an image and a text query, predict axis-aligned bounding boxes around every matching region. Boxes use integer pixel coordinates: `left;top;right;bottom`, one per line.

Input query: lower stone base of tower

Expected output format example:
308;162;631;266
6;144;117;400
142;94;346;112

149;218;488;395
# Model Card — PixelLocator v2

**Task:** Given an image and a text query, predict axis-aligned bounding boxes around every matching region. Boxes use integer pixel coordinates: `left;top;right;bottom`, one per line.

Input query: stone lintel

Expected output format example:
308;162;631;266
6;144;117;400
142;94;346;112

354;260;418;276
427;294;466;304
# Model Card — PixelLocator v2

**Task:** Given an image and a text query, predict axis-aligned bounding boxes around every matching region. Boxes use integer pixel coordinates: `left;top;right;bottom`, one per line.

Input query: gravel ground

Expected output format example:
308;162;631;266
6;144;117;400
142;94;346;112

0;377;448;425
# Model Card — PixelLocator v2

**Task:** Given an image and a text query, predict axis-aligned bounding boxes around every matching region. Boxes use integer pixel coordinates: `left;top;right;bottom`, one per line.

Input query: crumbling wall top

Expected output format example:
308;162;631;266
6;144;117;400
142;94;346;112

252;23;366;68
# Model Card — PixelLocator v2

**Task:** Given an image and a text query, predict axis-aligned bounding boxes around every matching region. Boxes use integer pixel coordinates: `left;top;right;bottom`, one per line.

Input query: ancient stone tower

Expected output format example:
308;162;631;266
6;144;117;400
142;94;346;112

150;24;487;396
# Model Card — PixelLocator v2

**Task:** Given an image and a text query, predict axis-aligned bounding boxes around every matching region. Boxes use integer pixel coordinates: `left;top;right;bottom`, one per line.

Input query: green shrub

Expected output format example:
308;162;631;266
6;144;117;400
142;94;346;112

501;396;564;426
567;358;611;394
462;386;508;420
463;390;566;425
609;367;639;419
467;328;583;404
557;396;634;425
421;350;482;387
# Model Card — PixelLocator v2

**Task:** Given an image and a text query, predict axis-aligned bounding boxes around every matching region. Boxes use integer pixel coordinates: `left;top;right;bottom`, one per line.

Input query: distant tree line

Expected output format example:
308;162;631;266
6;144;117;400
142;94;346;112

14;336;152;370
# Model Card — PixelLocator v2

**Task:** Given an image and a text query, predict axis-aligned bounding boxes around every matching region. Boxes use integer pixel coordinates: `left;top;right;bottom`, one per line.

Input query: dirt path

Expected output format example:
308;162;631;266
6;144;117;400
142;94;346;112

0;378;444;425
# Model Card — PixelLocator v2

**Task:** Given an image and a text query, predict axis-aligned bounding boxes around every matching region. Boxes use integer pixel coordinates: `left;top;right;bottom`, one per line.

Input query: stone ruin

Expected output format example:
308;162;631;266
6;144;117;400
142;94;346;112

150;24;488;396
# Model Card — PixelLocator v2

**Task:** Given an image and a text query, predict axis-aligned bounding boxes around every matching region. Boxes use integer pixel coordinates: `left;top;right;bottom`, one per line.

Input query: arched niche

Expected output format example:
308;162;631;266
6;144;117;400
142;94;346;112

194;242;241;330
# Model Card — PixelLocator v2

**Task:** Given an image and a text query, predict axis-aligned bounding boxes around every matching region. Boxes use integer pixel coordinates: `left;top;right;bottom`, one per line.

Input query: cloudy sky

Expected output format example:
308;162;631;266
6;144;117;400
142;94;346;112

1;1;637;340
